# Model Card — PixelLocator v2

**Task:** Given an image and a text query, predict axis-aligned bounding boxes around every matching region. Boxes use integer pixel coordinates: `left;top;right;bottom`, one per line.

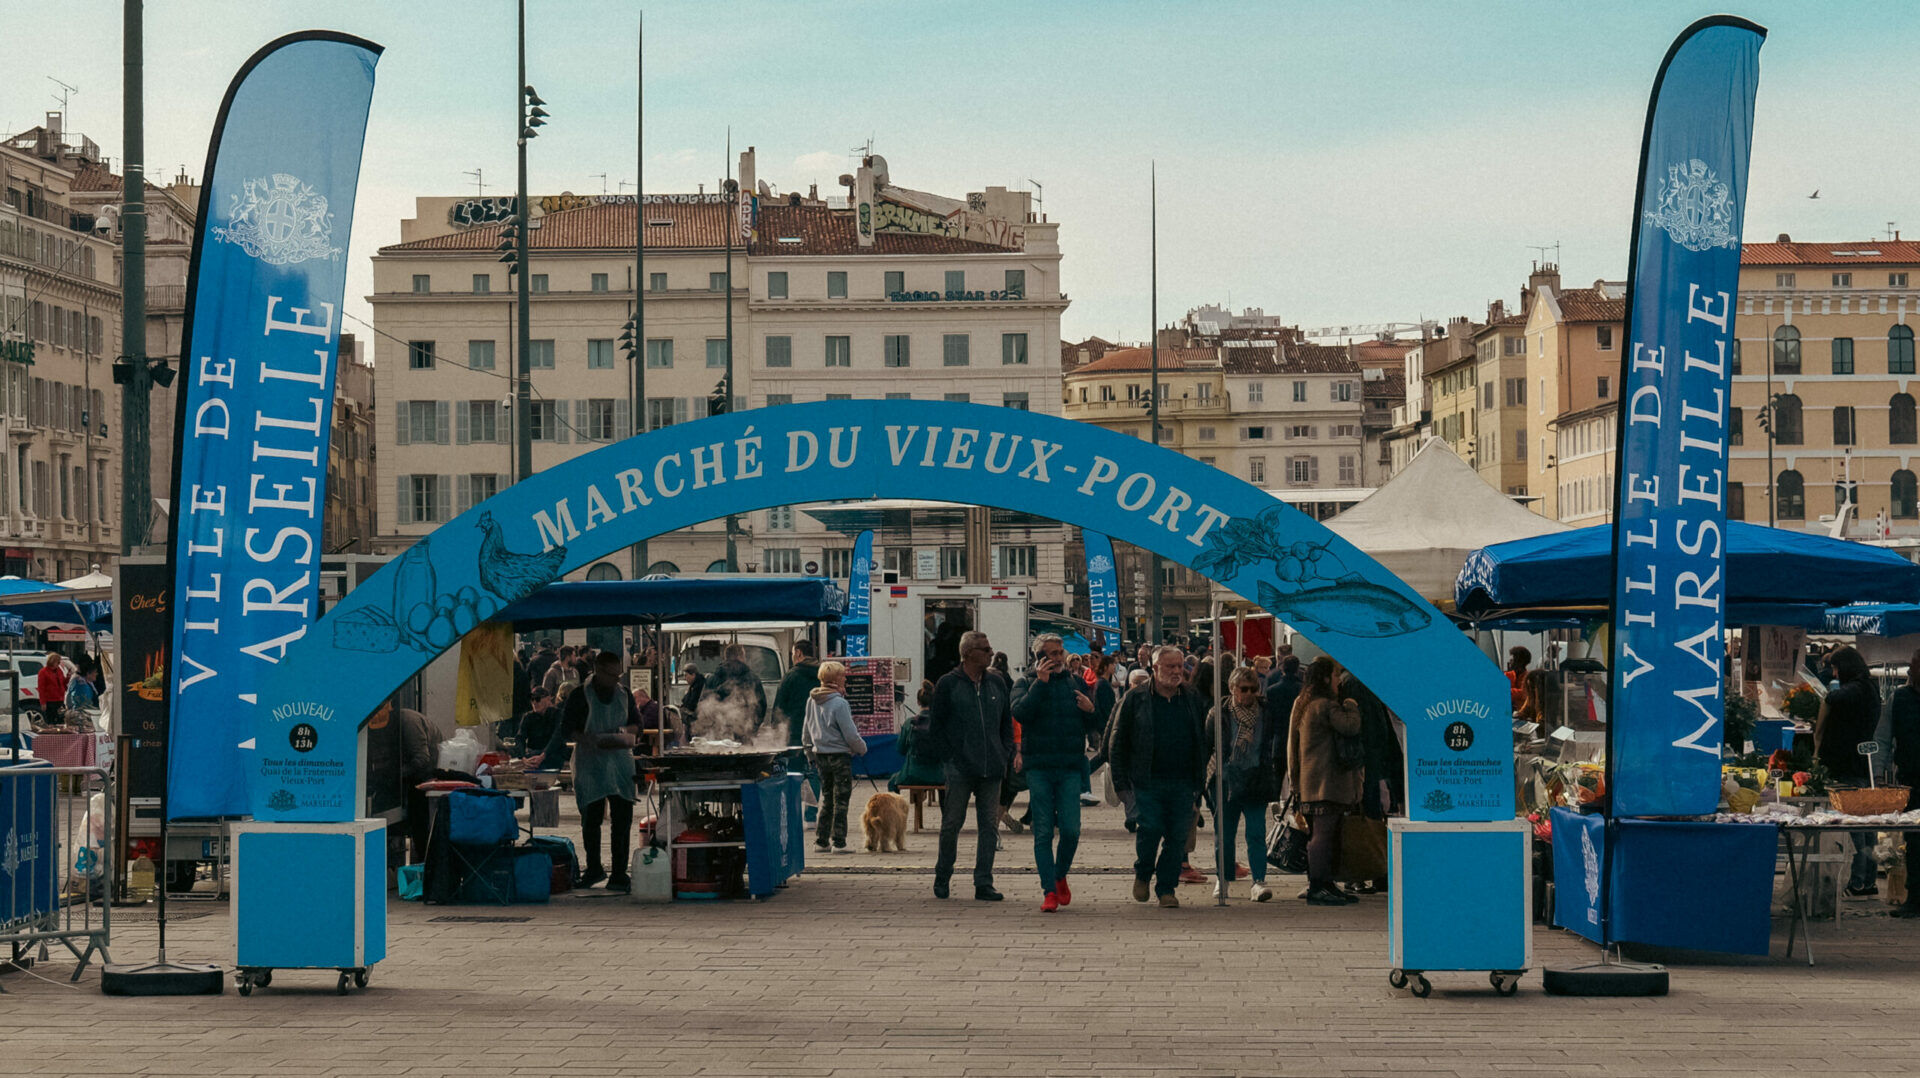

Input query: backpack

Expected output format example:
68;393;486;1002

908;710;947;768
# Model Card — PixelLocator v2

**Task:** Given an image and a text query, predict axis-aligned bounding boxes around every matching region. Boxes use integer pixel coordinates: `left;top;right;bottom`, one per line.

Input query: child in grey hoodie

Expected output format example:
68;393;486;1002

803;661;868;851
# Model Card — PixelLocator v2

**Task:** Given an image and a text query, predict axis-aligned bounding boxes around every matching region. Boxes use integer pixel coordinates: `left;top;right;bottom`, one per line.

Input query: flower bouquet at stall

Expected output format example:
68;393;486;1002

1782;684;1822;723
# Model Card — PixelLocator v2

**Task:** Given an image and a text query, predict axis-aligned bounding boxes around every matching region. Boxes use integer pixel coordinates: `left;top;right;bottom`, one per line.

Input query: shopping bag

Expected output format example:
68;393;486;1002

396;864;424;901
1336;814;1388;883
1265;801;1309;874
448;787;519;846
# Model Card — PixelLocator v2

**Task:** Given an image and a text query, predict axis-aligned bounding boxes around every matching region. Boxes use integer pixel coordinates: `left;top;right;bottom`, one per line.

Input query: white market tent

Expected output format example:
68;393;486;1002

1323;439;1569;601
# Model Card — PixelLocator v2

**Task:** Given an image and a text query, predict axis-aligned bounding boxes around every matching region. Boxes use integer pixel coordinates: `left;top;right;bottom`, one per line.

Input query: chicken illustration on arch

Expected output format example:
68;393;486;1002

1191;505;1431;639
330;512;569;655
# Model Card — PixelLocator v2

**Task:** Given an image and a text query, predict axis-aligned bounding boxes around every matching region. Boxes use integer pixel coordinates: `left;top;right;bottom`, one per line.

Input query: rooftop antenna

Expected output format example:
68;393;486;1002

617;178;634;194
463;167;485;195
851;136;874;159
591;171;607;194
1889;221;1900;241
48;75;78;127
1028;178;1043;218
1527;241;1560;268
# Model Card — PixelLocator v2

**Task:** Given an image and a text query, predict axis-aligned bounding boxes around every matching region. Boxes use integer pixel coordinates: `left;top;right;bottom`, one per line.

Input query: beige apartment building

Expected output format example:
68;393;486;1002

0;118;194;577
1424;316;1483;467
1471;302;1530;496
1521;268;1625;521
1732;236;1920;534
372;150;1071;606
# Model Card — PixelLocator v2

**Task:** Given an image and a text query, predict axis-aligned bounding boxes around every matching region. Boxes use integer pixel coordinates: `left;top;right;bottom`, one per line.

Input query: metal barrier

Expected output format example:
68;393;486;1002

0;762;113;987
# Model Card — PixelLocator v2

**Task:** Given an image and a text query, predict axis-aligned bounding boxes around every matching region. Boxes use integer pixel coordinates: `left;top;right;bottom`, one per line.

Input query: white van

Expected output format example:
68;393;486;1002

0;651;50;720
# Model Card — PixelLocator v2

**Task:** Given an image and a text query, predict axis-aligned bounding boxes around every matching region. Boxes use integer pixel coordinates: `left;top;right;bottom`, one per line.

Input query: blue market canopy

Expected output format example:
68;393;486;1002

1455;523;1920;619
0;578;111;632
492;576;847;631
1823;603;1920;638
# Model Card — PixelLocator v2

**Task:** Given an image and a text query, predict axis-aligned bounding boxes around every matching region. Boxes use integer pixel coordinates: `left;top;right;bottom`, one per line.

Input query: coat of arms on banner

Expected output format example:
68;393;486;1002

1089;554;1113;575
212;173;341;265
1581;826;1602;925
1642;158;1737;252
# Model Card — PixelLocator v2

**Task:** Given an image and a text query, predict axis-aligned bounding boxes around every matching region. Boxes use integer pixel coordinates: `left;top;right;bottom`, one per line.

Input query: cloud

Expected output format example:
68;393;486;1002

792;150;846;175
657;148;698;167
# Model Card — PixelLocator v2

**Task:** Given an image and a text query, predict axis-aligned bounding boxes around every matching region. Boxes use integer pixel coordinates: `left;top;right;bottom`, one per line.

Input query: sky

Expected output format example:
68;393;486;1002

5;0;1917;355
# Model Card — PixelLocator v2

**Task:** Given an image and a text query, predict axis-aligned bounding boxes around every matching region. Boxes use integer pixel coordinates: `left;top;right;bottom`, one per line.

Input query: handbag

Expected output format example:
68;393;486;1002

1335;813;1388;883
447;787;519;846
1265;798;1309;874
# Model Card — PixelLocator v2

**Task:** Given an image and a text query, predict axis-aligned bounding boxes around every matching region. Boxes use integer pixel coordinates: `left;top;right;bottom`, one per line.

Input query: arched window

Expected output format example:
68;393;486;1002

1773;325;1801;375
1771;394;1802;445
1893;394;1917;445
1894;470;1919;519
585;562;622;581
1891;325;1916;375
1776;470;1805;520
706;559;732;573
1730;337;1742;375
644;560;680;576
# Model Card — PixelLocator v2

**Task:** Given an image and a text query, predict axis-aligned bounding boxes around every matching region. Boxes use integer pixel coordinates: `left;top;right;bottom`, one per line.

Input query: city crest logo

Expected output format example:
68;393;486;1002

213;173;341;265
1642;158;1737;252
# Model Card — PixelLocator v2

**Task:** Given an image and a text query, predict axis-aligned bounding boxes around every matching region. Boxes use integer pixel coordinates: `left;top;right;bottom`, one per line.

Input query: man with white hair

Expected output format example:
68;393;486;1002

1108;645;1208;908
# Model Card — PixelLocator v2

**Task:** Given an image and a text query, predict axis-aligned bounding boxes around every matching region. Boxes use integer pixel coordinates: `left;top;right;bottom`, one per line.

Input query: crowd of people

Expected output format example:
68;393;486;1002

892;634;1404;912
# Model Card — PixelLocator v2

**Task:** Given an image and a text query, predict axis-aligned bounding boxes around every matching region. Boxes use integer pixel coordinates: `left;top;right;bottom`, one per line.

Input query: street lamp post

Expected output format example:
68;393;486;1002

512;0;548;484
1147;164;1162;642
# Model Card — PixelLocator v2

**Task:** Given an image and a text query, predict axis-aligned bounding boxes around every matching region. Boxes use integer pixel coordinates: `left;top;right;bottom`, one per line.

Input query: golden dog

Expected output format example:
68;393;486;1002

860;792;910;852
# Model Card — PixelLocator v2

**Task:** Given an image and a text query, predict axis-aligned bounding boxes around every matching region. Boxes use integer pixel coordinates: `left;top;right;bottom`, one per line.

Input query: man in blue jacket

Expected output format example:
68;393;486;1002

1012;634;1101;912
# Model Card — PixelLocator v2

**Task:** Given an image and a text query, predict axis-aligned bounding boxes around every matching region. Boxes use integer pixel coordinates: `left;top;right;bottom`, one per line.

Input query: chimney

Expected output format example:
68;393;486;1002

1527;263;1561;303
808;183;818;202
1777;233;1791;243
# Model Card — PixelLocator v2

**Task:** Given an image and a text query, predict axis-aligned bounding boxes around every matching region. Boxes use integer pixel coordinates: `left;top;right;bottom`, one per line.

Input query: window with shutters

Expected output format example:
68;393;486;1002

409;341;435;370
587;339;614;369
466;473;500;510
1338;455;1357;484
765;336;792;367
827;271;847;299
1001;333;1028;365
646;397;684;430
471;274;490;294
884;335;910;368
530;400;559;441
763;548;802;573
1246;381;1264;403
466;401;498;443
468;340;495;370
412;274;430;293
1003;392;1029;411
706;339;728;368
939;546;968;579
825;335;851;367
406;401;440;443
994;545;1037;579
1286;424;1314;440
943;334;970;366
885;270;905;294
591;273;609;293
1289;456;1317;485
1483;381;1495;409
766;505;795;530
587;398;616;440
1248;457;1266;484
528;339;554;369
1291;380;1307;402
1332;381;1354;402
646;339;673;368
411;475;440;524
31;460;48;518
824;547;854;578
767;271;788;299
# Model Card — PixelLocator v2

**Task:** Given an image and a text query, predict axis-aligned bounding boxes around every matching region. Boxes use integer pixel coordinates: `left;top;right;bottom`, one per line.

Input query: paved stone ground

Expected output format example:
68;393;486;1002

5;796;1918;1077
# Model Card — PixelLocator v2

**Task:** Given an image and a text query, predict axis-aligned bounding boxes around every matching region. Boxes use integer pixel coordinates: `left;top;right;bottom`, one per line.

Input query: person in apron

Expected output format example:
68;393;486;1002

564;649;642;891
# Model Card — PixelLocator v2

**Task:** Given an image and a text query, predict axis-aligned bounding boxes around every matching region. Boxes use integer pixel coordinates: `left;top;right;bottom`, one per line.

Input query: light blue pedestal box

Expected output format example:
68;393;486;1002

231;819;386;978
1388;819;1532;990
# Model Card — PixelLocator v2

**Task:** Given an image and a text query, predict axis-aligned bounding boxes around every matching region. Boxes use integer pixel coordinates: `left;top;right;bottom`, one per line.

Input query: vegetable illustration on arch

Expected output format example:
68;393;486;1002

1190;505;1432;639
331;511;569;654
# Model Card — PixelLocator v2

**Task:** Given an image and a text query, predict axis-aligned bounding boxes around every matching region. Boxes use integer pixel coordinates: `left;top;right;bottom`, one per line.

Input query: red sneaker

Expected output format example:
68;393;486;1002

1041;891;1060;913
1054;877;1072;906
1179;865;1208;885
1235;863;1251;880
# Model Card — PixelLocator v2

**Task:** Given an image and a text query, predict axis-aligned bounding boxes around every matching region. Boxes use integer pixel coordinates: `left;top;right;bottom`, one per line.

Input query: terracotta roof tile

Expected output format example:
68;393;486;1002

1065;346;1215;376
1223;342;1359;375
1555;287;1624;323
379;201;1020;257
1742;239;1920;266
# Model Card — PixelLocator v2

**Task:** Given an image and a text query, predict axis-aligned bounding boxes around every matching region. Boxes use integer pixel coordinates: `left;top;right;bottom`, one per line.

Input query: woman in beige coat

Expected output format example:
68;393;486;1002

1287;656;1363;906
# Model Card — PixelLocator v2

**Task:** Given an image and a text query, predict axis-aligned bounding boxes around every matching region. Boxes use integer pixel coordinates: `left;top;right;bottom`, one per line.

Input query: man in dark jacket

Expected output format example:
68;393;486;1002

1264;655;1302;792
1110;645;1208;908
773;640;823;794
1012;634;1100;911
930;629;1015;901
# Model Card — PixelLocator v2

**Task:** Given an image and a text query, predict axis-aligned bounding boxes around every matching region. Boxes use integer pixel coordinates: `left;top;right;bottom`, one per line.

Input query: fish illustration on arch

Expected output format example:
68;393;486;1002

1191;505;1431;639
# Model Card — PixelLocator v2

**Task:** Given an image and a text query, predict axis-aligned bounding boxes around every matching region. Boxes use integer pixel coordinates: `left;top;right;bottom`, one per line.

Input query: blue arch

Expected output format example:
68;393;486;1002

250;401;1508;821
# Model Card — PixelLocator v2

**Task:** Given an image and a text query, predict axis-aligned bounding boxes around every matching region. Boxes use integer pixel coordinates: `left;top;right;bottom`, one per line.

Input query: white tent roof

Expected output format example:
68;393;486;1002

1325;439;1569;600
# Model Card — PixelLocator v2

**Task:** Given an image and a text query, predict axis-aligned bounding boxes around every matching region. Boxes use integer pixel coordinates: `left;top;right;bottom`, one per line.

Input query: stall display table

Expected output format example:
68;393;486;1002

26;731;109;769
421;788;533;905
1777;819;1916;966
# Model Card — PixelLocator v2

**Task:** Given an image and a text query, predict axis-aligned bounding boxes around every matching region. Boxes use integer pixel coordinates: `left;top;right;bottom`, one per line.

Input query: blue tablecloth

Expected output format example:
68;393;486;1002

1552;808;1777;955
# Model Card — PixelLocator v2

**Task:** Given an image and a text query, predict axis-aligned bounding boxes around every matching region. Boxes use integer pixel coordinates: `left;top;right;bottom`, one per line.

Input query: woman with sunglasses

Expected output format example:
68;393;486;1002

1204;666;1282;901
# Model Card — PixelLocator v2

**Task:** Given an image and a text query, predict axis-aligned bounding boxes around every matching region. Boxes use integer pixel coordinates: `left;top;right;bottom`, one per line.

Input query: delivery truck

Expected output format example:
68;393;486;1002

863;580;1032;698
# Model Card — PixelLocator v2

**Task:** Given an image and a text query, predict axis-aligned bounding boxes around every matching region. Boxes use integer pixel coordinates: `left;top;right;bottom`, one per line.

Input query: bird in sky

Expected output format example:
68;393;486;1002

1809;189;1821;199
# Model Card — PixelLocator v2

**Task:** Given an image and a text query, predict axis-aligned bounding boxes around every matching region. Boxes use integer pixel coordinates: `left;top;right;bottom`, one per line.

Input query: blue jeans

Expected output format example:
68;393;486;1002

1132;784;1197;897
1220;797;1267;883
1026;768;1082;892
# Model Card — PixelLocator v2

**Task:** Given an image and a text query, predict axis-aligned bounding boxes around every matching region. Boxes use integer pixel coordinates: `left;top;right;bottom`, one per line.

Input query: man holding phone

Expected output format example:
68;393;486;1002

1012;634;1101;912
